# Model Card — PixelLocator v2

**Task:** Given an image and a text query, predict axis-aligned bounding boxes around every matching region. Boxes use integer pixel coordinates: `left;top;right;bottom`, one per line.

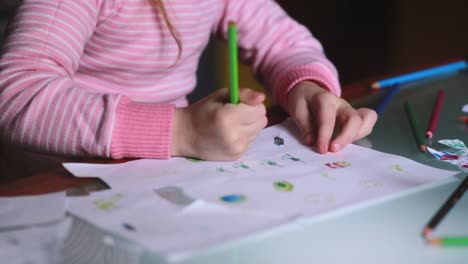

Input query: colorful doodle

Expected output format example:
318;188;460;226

233;162;255;172
325;161;351;169
261;160;283;167
274;136;284;146
219;194;247;203
390;164;403;171
217;166;233;173
93;193;124;211
273;181;294;192
281;153;304;163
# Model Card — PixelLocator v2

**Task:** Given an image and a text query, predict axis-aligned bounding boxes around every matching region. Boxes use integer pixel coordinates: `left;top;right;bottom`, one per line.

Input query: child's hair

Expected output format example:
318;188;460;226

152;0;182;63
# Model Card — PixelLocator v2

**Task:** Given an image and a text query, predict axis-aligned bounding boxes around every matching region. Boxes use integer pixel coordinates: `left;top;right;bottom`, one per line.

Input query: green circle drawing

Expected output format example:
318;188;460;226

273;181;294;192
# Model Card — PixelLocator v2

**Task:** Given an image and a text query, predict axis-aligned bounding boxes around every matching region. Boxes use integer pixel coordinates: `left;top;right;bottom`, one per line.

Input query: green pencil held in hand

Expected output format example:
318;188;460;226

228;21;239;104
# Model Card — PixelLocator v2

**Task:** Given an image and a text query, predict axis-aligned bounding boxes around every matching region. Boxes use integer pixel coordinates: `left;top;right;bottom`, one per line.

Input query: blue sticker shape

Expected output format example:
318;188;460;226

220;194;247;203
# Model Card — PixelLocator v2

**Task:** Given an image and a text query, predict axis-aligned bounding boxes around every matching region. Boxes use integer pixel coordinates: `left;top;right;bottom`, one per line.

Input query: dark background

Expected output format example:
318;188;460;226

2;0;468;102
277;0;468;84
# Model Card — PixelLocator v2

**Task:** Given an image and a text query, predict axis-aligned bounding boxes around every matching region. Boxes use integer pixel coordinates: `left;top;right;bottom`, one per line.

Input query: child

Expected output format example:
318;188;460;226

0;0;377;161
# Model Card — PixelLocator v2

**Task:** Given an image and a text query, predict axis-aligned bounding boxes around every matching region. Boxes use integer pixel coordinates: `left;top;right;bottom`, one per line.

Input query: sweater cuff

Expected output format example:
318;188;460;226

110;96;175;159
273;64;341;112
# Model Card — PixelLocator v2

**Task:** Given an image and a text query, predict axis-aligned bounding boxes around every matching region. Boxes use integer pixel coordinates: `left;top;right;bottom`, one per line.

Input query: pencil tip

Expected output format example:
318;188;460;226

422;228;432;238
425;131;433;139
427;238;441;246
370;82;379;89
419;145;427;152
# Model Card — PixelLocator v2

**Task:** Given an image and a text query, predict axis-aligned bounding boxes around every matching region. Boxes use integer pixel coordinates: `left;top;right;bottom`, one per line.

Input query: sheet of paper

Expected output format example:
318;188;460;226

0;219;71;264
67;188;288;259
64;118;459;259
0;192;66;228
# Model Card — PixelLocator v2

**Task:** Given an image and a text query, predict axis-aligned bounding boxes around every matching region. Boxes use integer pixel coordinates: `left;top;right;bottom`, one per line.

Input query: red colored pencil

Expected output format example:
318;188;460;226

425;90;445;139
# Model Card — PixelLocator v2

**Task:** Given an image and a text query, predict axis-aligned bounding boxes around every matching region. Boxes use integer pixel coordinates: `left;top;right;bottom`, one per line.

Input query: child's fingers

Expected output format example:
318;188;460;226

329;107;362;152
354;108;378;141
238;88;265;106
315;105;336;154
242;115;268;141
290;100;315;146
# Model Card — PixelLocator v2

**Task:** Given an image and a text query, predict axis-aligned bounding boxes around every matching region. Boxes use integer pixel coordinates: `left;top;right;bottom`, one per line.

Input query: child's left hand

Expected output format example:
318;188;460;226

287;81;377;154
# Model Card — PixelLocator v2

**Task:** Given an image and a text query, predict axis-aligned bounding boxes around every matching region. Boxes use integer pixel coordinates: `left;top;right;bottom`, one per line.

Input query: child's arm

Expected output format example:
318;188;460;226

0;0;173;159
217;0;376;152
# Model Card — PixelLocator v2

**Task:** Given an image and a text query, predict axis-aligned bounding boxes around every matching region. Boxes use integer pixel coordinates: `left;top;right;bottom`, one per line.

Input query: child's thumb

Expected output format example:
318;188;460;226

238;88;265;106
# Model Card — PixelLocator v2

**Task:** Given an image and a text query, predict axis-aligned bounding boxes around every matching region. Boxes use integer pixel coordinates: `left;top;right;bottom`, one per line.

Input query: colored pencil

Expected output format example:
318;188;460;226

427;236;468;247
422;175;468;237
425;90;445;139
374;84;400;115
404;101;426;152
457;116;468;124
228;21;239;104
371;60;467;89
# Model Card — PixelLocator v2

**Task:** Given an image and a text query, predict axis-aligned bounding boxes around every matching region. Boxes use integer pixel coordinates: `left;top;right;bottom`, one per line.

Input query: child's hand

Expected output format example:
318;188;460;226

171;88;267;161
287;81;377;153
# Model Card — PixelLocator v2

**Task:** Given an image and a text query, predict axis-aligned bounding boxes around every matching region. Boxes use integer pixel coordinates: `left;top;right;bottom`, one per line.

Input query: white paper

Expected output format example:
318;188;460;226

0;192;66;228
0;218;71;264
64;118;458;259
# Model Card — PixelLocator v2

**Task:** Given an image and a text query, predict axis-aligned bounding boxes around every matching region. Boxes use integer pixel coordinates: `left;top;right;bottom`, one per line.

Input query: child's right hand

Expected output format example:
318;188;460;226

171;88;267;161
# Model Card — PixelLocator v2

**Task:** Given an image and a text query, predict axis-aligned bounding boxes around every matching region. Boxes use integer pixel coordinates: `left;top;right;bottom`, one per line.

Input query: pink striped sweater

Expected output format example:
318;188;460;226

0;0;340;159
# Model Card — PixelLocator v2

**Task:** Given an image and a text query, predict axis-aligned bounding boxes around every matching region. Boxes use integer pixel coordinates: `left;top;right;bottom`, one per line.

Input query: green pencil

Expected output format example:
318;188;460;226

228;21;239;104
428;236;468;247
404;101;426;152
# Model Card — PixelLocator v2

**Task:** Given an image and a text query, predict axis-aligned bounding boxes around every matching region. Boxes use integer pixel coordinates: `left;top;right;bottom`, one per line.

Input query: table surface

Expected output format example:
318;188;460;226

1;60;468;264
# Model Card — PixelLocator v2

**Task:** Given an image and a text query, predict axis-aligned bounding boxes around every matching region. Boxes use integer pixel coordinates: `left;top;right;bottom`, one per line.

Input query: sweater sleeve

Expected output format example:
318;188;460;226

0;0;174;159
216;0;341;111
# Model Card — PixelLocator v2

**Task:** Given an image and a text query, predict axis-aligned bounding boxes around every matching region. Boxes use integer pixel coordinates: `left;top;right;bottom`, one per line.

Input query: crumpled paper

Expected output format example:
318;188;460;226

427;139;468;172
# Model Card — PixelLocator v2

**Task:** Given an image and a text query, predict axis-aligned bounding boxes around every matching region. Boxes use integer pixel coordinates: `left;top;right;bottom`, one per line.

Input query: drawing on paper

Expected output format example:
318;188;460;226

217;166;233;173
281;153;304;163
261;160;283;167
122;222;136;232
273;181;294;192
154;186;194;206
390;164;403;171
325;161;351;169
274;136;284;146
219;194;247;203
93;193;124;211
233;162;255;172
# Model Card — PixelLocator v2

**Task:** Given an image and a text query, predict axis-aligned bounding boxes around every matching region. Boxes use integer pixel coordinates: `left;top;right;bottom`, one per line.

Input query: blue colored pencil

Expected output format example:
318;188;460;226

371;60;467;89
374;84;400;115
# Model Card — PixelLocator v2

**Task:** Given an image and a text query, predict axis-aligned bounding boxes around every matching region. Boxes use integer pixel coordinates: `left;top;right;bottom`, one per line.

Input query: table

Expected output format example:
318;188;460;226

1;60;468;264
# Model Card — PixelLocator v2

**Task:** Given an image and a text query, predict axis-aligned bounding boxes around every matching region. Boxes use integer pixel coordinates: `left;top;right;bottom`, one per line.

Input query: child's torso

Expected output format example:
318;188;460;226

75;0;223;104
